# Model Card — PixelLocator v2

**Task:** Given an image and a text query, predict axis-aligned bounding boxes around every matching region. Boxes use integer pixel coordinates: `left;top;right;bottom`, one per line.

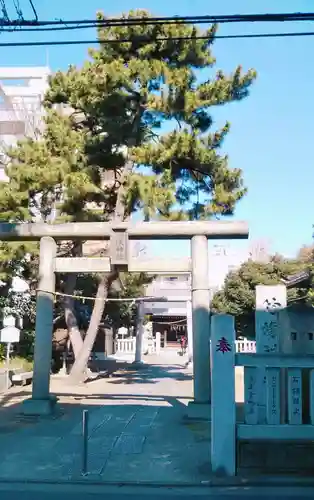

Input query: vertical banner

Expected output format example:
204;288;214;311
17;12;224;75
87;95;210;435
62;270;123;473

255;285;287;423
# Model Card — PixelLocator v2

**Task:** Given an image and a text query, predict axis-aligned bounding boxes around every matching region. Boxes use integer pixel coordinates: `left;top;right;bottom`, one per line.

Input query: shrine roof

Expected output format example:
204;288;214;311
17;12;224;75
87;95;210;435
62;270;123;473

281;270;310;288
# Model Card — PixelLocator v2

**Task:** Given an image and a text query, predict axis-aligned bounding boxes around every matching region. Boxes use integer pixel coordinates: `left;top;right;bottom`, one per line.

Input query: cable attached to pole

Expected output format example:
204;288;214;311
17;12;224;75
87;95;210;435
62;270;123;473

0;30;313;47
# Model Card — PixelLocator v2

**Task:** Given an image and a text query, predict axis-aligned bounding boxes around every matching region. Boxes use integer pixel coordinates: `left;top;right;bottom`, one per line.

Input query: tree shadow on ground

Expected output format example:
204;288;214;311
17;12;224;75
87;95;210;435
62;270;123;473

53;392;191;410
0;387;191;411
106;363;192;385
0;388;31;416
0;360;192;412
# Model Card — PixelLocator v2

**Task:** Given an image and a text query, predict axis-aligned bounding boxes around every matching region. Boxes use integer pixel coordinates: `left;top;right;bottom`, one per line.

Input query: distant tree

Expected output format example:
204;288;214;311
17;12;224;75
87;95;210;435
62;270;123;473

211;256;308;337
297;245;314;263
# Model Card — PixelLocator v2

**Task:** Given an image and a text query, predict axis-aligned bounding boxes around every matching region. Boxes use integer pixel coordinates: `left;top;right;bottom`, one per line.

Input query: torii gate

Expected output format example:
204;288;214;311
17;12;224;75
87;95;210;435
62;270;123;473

0;220;248;416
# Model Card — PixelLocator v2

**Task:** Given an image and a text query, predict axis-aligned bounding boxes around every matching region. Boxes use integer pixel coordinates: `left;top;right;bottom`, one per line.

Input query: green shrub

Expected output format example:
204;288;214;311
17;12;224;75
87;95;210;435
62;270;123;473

0;343;5;361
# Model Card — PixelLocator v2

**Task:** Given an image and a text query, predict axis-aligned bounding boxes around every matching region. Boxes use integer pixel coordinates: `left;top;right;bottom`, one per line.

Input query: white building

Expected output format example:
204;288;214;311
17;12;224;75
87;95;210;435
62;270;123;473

0;66;50;180
143;240;271;343
0;66;50;296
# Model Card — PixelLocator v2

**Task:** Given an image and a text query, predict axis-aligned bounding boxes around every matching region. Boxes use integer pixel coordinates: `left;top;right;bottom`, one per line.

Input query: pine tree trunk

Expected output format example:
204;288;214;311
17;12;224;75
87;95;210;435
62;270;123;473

64;273;83;358
69;271;117;381
63;242;84;358
68;109;143;381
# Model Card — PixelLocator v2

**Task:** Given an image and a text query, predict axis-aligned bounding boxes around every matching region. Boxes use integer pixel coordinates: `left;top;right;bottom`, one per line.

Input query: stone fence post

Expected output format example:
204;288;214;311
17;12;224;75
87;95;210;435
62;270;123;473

211;313;236;476
155;331;161;355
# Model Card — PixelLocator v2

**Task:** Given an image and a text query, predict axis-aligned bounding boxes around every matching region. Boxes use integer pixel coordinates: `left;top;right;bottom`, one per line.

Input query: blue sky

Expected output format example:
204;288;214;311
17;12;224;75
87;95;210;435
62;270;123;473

1;0;314;259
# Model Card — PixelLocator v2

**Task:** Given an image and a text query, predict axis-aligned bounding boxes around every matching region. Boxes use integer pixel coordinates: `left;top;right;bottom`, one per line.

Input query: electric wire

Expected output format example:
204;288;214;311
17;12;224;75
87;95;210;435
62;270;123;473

0;29;313;47
2;14;314;32
1;12;314;27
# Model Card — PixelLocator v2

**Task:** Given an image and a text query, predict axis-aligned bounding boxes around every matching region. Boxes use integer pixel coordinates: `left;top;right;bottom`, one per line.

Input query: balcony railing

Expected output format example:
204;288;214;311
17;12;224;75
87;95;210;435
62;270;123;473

0;106;43;137
145;285;190;299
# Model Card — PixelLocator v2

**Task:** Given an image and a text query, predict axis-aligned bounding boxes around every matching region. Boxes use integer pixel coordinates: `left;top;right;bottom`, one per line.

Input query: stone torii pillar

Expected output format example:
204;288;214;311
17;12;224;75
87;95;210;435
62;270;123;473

23;236;57;415
134;300;145;364
186;299;193;366
0;220;248;416
189;235;211;414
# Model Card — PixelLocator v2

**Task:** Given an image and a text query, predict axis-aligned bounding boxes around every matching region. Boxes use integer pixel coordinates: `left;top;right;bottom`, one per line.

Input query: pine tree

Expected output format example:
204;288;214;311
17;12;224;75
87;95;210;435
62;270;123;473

0;9;256;380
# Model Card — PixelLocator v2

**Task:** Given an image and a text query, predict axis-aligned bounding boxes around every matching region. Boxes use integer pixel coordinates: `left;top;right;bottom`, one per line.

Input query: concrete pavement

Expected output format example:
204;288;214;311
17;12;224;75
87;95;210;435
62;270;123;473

1;483;314;500
0;351;311;483
0;352;213;484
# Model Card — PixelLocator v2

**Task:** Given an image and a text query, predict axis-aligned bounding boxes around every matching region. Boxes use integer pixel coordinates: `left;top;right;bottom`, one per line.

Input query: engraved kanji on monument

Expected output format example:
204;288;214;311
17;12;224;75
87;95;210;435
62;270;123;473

255;285;287;423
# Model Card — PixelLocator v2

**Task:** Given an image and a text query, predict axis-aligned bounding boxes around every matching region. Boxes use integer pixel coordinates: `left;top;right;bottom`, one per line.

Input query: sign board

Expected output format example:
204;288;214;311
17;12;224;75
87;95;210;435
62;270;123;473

0;326;20;343
3;315;15;327
117;326;128;338
110;229;128;266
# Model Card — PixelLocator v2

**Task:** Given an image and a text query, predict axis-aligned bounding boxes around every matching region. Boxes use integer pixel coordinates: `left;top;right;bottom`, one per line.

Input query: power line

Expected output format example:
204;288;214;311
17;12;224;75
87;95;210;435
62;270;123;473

28;0;38;22
3;14;314;33
1;11;314;27
13;0;24;21
0;0;38;23
0;0;9;22
0;30;314;47
0;23;99;32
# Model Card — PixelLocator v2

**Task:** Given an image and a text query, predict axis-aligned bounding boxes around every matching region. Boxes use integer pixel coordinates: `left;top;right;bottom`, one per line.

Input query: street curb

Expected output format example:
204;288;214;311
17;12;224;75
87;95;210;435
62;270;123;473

1;476;314;488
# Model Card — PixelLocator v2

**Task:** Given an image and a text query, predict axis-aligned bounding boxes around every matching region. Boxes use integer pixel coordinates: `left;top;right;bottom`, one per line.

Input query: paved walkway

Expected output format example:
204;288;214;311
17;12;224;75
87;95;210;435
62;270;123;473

0;352;213;484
